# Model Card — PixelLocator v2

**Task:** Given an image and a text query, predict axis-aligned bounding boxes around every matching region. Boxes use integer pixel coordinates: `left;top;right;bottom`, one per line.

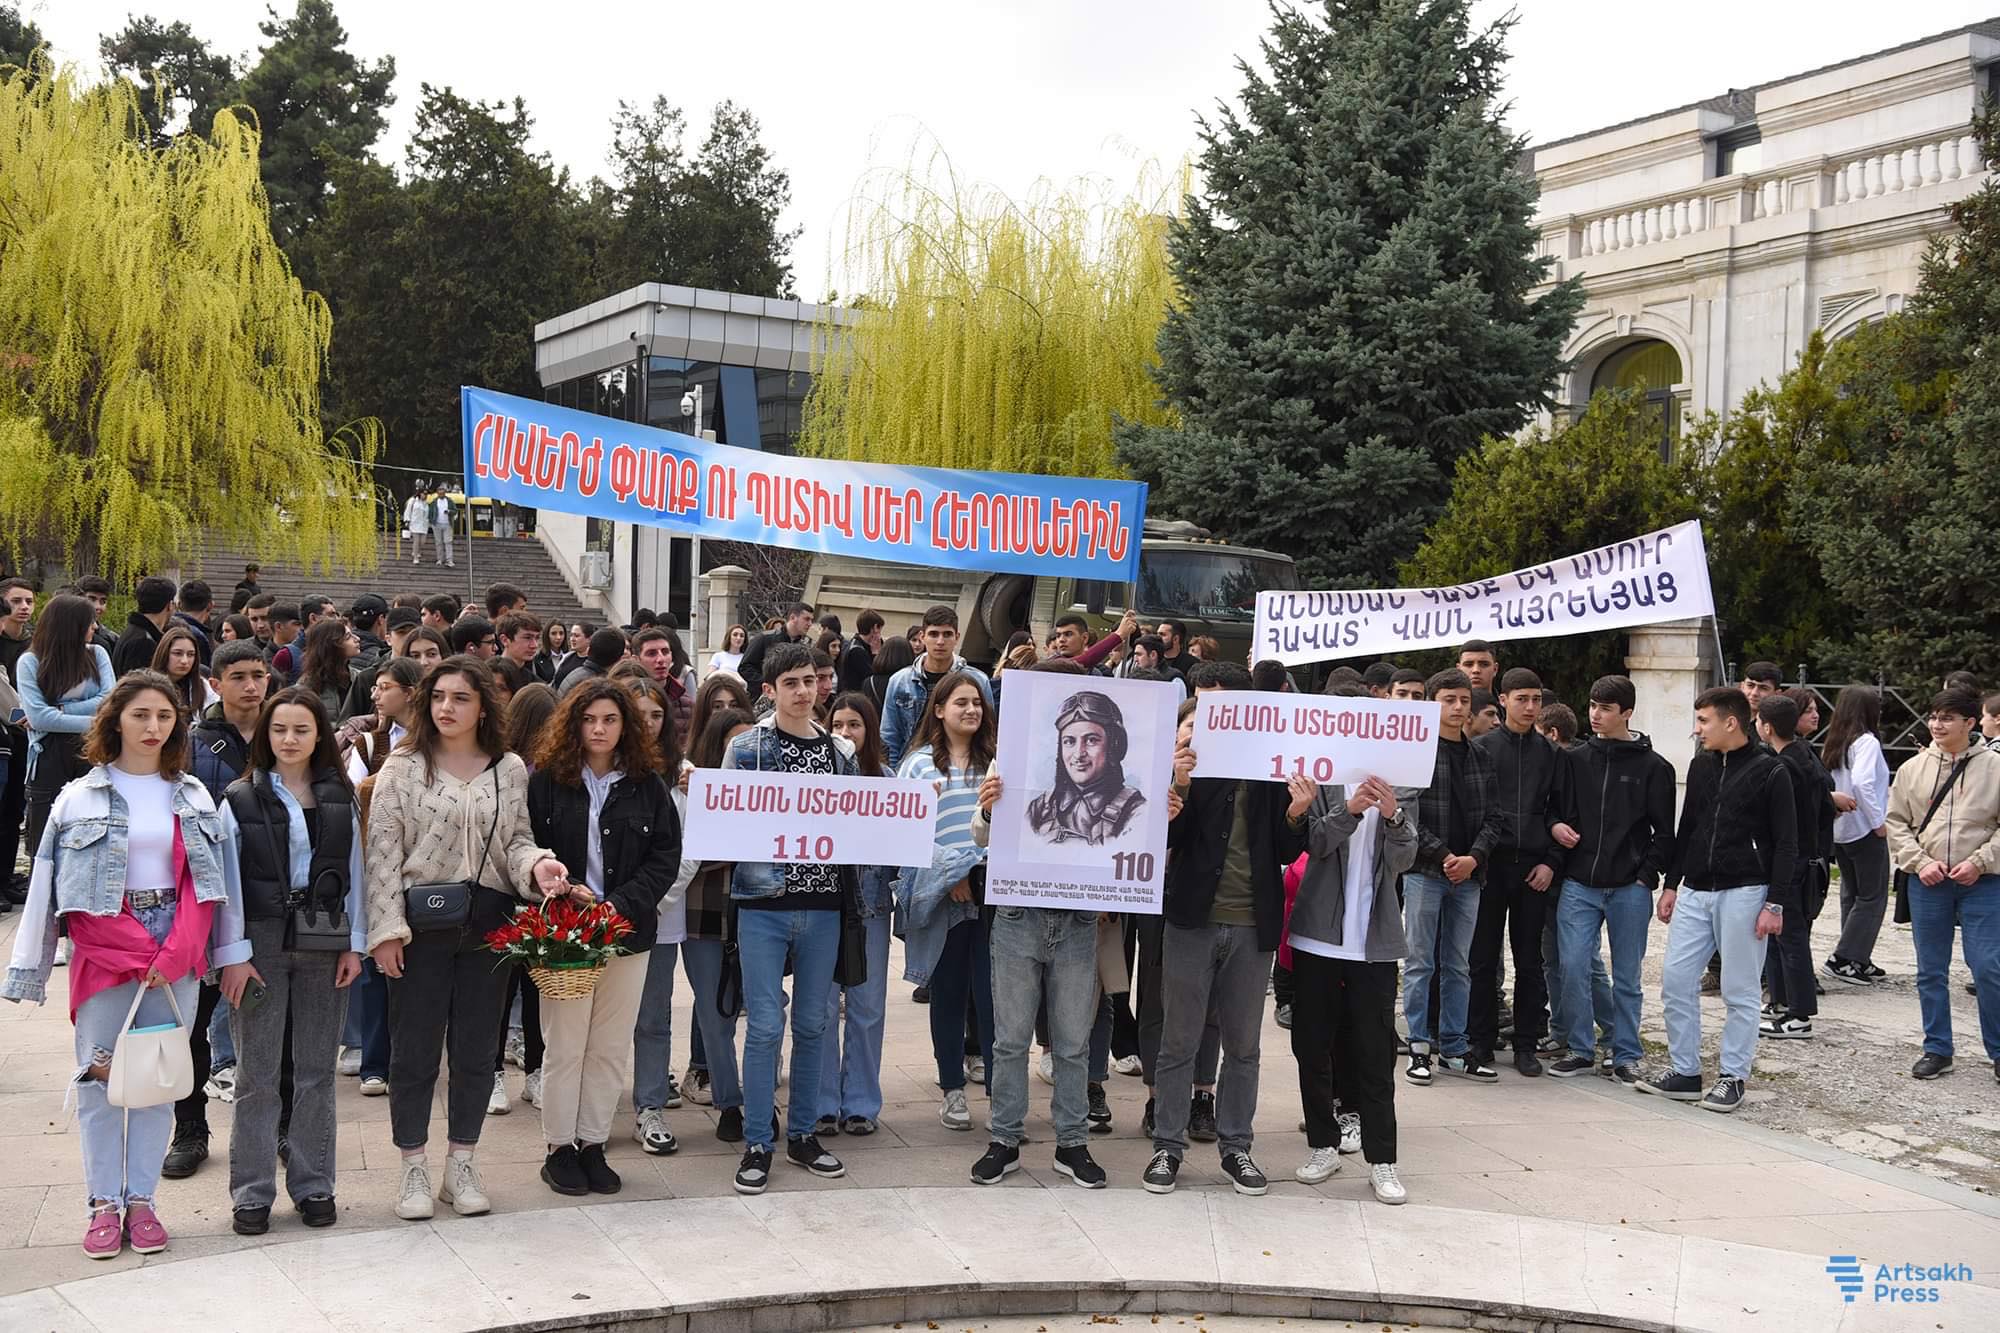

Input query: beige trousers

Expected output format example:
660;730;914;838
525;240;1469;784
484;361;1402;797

537;950;649;1146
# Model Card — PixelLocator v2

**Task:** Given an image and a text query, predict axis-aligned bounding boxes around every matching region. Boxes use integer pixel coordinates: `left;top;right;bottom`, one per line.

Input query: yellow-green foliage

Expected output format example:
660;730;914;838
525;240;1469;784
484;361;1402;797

797;151;1182;477
0;58;378;583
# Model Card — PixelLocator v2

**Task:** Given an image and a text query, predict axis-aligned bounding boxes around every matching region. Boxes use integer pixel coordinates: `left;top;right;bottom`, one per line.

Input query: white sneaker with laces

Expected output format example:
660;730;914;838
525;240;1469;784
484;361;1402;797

441;1154;490;1216
337;1046;362;1077
522;1069;543;1107
965;1056;986;1085
1295;1146;1342;1183
1370;1161;1407;1205
204;1066;238;1102
486;1071;510;1115
1336;1112;1362;1155
505;1032;526;1068
1037;1051;1055;1086
1110;1054;1143;1077
395;1159;434;1220
940;1087;972;1130
359;1075;388;1097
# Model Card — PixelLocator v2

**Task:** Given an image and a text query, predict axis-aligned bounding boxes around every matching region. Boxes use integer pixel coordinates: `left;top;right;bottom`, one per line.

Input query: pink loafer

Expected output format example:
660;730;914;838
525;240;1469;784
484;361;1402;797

83;1207;123;1260
124;1202;168;1255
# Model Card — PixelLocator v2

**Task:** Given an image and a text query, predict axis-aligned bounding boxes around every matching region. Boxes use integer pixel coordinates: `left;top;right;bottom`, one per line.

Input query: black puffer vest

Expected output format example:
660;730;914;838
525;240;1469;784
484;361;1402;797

224;770;356;922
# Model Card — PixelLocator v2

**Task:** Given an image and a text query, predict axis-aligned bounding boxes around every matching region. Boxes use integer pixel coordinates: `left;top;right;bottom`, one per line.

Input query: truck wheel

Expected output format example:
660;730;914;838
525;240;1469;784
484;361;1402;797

978;575;1033;645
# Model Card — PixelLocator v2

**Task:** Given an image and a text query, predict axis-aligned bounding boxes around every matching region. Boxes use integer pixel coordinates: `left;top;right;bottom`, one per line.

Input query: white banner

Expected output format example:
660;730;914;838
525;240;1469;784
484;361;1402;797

682;771;939;867
1253;520;1715;667
986;671;1179;915
1191;690;1441;789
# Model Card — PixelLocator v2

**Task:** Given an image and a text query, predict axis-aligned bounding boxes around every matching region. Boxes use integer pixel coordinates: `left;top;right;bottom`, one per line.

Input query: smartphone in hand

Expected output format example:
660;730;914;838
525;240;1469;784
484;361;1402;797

239;976;269;1014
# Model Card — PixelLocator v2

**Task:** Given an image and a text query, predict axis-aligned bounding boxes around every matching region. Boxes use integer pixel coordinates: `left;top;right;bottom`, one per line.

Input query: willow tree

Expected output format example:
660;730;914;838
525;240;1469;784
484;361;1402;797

796;152;1181;477
0;59;378;583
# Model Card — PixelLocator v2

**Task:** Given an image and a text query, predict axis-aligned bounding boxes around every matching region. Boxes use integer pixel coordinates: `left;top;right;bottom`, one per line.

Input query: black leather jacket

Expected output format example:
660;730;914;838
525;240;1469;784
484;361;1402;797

526;768;682;951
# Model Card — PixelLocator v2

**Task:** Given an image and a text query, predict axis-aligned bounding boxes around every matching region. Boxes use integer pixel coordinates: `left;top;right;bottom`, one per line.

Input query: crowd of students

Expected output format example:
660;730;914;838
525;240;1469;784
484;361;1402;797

3;571;1997;1258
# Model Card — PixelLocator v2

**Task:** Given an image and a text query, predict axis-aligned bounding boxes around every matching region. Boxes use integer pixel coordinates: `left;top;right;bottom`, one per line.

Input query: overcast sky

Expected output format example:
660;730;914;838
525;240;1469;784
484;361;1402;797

36;1;1999;301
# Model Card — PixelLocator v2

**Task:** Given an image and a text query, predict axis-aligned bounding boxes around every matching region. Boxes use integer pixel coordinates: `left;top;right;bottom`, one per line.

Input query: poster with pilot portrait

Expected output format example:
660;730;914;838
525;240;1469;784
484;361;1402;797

987;669;1179;914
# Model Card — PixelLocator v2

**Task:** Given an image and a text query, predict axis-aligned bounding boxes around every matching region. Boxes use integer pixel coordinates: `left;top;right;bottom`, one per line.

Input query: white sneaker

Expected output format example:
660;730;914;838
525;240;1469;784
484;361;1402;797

964;1056;986;1085
522;1069;543;1108
441;1154;490;1215
684;1066;713;1106
1110;1054;1143;1077
395;1159;435;1220
1337;1111;1362;1155
359;1075;388;1097
940;1087;972;1131
1370;1161;1407;1205
505;1032;526;1069
54;939;69;967
1295;1146;1342;1183
486;1071;510;1115
337;1046;362;1077
1037;1051;1055;1086
204;1066;237;1103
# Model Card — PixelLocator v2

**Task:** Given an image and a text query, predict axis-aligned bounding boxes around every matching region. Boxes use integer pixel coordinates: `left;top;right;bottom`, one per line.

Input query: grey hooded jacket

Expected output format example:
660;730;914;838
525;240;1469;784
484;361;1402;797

1290;785;1421;964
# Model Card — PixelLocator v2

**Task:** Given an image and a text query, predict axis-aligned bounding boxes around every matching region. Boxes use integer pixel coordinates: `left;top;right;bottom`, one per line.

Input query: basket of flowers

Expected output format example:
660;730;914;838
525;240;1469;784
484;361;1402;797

485;893;634;1000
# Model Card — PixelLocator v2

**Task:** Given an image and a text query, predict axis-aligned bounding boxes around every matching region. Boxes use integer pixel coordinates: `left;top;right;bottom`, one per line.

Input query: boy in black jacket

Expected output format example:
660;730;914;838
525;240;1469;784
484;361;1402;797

1546;676;1675;1083
1756;695;1832;1039
1643;687;1795;1113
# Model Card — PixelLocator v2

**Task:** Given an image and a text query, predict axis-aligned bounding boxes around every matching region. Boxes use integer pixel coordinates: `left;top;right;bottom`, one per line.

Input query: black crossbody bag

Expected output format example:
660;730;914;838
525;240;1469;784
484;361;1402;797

405;765;500;933
1893;755;1970;925
251;791;352;952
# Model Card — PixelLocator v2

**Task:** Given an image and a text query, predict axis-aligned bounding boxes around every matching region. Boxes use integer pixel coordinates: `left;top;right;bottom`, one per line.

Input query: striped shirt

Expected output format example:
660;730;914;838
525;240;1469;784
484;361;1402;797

897;745;985;854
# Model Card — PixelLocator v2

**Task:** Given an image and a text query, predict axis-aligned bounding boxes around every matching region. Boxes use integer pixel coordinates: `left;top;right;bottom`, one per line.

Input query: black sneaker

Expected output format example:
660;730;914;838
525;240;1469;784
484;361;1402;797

1405;1050;1433;1084
1513;1049;1544;1078
541;1144;589;1196
1912;1052;1955;1080
1141;1149;1180;1194
1274;1003;1293;1030
1759;1015;1814;1040
786;1134;845;1178
912;984;932;1004
1086;1082;1112;1135
1862;962;1887;981
661;1071;684;1109
1053;1144;1107;1189
1638;1071;1704;1101
1140;1096;1155;1139
814;1115;839;1137
1822;956;1872;986
297;1194;337;1228
1610;1064;1640;1087
1220;1151;1268;1197
161;1126;208;1179
1188;1090;1219;1142
577;1142;622;1194
231;1205;270;1236
1702;1077;1746;1113
1438;1054;1498;1082
716;1106;745;1142
734;1145;772;1195
1547;1054;1595;1078
970;1141;1020;1184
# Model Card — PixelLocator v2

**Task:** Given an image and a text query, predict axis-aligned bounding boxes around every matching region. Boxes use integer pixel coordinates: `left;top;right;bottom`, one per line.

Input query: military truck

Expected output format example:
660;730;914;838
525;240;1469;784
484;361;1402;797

803;518;1298;669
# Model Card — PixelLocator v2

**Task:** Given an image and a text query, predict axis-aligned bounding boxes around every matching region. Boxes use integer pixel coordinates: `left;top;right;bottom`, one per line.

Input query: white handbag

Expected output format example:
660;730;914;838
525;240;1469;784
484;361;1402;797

105;983;195;1108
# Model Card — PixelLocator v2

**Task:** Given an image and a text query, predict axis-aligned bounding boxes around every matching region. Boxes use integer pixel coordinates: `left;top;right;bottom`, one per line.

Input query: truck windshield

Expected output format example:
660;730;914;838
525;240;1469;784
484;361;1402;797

1137;549;1297;622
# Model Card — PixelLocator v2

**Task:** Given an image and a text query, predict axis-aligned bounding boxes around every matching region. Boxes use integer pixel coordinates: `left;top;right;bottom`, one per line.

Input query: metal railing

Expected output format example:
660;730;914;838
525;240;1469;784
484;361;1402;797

1781;672;1933;768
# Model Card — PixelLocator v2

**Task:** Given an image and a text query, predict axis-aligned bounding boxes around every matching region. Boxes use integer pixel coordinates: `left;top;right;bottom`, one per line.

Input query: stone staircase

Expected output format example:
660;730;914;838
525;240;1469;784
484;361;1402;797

187;528;598;629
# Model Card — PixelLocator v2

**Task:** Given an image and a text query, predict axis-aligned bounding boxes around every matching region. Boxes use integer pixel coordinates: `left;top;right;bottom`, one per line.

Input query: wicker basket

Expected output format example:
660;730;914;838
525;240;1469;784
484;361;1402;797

528;960;607;1000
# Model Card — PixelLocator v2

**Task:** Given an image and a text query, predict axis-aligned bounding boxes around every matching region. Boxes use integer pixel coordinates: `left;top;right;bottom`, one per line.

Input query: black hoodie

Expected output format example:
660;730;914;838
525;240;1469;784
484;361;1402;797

1473;721;1566;871
1554;732;1676;889
111;610;166;677
1665;741;1797;899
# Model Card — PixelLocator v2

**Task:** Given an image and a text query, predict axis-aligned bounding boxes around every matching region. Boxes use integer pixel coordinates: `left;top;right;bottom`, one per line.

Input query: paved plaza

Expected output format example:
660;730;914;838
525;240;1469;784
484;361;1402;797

2;908;1998;1331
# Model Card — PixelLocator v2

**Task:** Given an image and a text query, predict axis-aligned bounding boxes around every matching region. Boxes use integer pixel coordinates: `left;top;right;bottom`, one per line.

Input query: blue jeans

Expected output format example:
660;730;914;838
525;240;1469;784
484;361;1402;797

340;959;390;1080
679;938;742;1111
929;914;994;1091
632;942;680;1110
988;907;1099;1148
209;986;237;1070
1661;886;1767;1080
818;914;892;1121
1402;871;1479;1056
737;908;841;1149
1544;879;1609;1051
1557;880;1648;1066
1909;874;2000;1061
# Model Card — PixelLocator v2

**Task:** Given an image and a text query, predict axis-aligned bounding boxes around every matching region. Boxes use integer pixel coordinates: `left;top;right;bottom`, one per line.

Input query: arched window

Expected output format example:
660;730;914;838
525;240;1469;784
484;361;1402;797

1591;340;1683;459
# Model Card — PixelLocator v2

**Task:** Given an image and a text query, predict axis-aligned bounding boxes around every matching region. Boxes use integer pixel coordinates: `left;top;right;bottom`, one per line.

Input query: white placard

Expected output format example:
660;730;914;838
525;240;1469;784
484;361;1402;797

1191;690;1440;790
682;770;939;867
1253;520;1715;667
986;671;1179;915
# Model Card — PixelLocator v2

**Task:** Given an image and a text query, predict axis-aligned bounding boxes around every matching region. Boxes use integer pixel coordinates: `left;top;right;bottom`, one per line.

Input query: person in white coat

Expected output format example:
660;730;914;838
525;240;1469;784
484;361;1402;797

401;492;430;566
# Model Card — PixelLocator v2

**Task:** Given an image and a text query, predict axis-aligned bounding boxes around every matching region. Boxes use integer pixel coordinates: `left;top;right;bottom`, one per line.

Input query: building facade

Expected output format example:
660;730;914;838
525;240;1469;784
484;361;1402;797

1528;21;1998;448
530;284;848;630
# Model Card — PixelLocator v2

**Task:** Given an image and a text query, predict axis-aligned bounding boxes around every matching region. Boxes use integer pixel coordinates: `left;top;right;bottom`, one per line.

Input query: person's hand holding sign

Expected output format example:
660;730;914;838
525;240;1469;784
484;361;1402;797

978;771;1004;814
1284;773;1316;821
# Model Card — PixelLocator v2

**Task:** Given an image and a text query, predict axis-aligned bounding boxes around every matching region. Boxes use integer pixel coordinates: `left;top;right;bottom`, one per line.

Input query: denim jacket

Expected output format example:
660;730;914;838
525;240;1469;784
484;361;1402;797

879;657;992;770
2;766;249;1004
719;715;859;900
893;844;984;985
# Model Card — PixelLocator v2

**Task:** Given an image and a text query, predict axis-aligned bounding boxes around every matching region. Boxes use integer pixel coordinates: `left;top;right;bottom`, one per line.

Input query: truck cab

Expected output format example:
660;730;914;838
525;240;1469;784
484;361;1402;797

803;518;1298;670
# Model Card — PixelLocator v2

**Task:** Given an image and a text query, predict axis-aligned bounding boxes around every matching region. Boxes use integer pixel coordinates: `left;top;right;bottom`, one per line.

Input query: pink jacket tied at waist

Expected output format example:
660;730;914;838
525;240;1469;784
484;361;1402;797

63;822;213;1020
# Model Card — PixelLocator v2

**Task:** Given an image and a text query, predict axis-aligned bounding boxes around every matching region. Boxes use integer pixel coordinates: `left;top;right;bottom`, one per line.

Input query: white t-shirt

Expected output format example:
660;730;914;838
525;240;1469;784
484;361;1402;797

106;765;178;892
1289;806;1379;963
709;650;744;677
1831;732;1890;845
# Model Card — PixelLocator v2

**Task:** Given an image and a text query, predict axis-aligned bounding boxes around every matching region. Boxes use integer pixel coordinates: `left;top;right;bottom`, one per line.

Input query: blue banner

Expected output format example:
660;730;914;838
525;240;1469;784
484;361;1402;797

461;386;1146;581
